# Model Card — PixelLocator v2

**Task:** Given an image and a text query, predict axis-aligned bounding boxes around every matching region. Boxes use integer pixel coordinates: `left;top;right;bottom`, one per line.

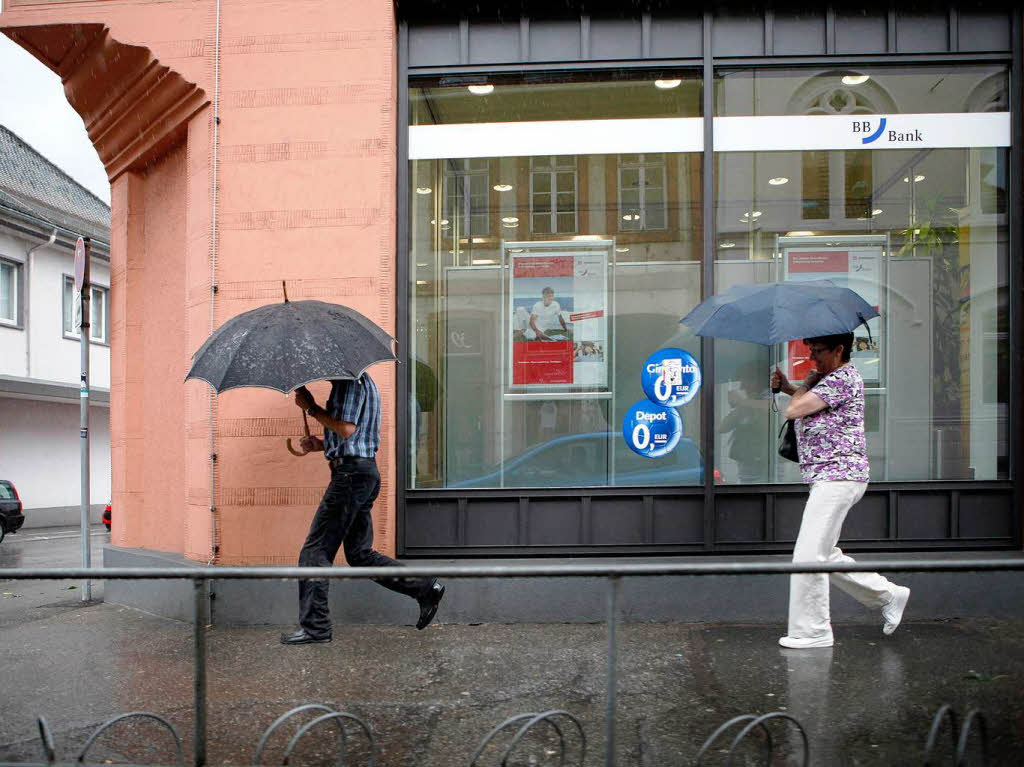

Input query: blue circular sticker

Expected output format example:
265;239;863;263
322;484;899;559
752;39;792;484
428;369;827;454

622;400;683;458
641;348;701;407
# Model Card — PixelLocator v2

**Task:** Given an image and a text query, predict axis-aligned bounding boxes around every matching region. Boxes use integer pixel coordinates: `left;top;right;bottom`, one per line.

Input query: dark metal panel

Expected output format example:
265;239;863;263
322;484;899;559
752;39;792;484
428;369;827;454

468;21;522;64
774;494;806;541
958;494;1014;539
1010;11;1023;549
772;11;827;56
714;495;765;542
590;18;643;60
530;19;582;62
652;497;704;543
701;12;716;549
958;10;1012;53
405;501;460;547
464;500;521;545
591;497;647;544
895;11;950;54
408;24;461;67
842;493;888;540
527;498;583;544
896;492;950;539
835;11;888;54
650;16;703;58
712;7;765;57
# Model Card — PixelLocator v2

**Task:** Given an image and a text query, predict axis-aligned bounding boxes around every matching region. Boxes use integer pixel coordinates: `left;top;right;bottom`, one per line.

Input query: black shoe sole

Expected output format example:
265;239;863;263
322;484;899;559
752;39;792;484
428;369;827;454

416;584;445;630
280;635;332;645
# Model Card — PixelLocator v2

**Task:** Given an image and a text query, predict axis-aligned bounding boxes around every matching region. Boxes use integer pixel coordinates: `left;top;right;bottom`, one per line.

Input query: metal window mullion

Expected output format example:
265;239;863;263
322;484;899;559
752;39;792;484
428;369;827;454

1009;11;1022;545
701;11;716;550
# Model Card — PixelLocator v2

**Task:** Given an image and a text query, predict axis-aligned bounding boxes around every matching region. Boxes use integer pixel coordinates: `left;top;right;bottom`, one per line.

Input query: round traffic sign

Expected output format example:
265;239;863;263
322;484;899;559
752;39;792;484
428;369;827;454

74;237;86;291
622;400;682;458
641;348;702;408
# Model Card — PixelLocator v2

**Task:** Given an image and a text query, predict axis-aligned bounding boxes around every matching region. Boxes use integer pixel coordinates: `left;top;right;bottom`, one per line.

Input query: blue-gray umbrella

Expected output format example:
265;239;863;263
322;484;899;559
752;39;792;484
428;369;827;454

186;296;396;394
680;279;878;346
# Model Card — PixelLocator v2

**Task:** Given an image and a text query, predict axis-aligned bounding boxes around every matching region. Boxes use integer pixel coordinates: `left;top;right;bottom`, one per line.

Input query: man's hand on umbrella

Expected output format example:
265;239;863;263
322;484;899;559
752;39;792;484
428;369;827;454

299;435;323;454
294;386;315;411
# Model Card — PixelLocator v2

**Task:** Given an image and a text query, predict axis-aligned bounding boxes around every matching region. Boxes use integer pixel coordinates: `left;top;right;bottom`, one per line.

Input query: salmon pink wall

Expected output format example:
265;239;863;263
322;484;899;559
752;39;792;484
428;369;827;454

2;0;399;564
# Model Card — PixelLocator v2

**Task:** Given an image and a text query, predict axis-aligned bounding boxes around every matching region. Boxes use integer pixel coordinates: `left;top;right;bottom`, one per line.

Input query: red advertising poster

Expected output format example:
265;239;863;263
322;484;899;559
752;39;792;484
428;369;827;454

509;250;608;388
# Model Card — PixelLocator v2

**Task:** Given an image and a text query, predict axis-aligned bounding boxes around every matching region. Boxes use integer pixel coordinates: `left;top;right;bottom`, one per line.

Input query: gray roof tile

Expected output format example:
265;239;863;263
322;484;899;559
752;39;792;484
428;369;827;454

0;124;110;244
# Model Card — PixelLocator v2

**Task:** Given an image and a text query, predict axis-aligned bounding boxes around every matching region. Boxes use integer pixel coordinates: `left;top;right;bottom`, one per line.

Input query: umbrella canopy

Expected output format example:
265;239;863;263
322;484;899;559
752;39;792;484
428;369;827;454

186;299;396;394
680;279;878;346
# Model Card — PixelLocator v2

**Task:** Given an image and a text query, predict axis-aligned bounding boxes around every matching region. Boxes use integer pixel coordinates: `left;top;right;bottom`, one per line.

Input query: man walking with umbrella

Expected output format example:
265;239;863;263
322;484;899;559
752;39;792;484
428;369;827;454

279;374;446;644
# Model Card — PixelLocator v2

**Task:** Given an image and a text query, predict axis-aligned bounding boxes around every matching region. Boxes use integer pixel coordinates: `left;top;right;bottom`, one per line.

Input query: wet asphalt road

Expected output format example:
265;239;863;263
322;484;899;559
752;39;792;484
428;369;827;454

0;524;108;625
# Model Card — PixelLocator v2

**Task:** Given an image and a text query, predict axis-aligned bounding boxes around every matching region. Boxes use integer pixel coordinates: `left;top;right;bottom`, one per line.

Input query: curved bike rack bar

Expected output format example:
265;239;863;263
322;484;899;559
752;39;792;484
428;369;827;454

725;712;808;767
35;718;55;764
924;704;960;766
75;712;183;766
695;715;771;765
500;710;585;767
955;708;990;766
282;711;375;767
254;704;341;765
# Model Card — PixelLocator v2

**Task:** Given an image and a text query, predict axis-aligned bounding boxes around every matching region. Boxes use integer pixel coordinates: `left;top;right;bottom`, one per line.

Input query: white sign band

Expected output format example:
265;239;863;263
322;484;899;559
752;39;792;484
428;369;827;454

409;112;1010;159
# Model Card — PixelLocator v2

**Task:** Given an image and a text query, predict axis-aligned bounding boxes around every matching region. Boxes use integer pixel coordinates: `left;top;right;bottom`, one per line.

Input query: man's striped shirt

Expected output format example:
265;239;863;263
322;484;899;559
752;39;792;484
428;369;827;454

322;373;380;460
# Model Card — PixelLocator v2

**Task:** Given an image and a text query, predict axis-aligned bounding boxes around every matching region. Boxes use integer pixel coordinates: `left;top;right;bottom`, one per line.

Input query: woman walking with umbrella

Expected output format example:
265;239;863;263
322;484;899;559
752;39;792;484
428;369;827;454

772;332;909;648
681;279;910;648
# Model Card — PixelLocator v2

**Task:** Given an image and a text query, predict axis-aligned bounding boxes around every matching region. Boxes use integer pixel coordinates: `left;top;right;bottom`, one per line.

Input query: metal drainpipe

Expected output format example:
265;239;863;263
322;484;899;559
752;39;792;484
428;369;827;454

207;0;222;566
24;228;58;378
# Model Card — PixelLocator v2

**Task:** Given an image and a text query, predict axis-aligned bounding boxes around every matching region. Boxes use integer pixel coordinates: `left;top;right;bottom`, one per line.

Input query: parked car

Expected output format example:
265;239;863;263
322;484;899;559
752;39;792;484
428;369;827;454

449;432;711;489
102;503;111;531
0;480;25;544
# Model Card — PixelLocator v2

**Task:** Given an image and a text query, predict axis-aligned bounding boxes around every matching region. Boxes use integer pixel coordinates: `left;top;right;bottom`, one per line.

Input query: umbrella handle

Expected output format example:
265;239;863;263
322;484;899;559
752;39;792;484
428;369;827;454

302;411;311;436
285;438;305;457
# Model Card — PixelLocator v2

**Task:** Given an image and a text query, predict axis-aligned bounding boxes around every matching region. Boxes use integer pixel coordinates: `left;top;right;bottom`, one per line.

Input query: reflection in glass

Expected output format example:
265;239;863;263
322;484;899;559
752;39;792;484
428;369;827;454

409;72;704;489
714;66;1009;483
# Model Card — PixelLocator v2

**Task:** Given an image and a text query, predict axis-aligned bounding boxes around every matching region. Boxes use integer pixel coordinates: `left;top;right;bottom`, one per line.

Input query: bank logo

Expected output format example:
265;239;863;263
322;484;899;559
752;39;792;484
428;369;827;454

854;117;887;144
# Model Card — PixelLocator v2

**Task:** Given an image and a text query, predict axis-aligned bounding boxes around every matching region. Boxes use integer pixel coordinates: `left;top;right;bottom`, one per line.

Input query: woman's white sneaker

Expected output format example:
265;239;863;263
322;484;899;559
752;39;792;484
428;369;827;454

778;634;834;649
882;586;910;635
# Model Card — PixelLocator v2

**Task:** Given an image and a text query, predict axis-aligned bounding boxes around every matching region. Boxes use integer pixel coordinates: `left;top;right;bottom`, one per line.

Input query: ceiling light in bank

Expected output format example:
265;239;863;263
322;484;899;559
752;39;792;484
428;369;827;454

430;218;450;226
501;216;519;224
654;79;682;90
493;183;513;192
415;187;432;195
785;231;815;237
467;84;494;95
719;241;736;249
768;177;789;186
416;280;428;285
615;247;630;253
472;258;497;265
872;208;883;216
622;213;640;221
571;235;604;241
903;174;926;183
842;74;870;85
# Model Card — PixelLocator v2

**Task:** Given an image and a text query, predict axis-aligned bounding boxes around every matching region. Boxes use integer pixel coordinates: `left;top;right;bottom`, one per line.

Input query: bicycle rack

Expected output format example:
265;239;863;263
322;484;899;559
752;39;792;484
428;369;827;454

696;711;808;767
254;704;375;767
75;712;183;767
923;705;989;766
469;710;586;766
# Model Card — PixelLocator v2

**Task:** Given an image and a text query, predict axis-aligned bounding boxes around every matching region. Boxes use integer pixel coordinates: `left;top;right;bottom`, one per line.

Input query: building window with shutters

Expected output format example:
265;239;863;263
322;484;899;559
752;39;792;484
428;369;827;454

530;156;578;234
618;153;667;231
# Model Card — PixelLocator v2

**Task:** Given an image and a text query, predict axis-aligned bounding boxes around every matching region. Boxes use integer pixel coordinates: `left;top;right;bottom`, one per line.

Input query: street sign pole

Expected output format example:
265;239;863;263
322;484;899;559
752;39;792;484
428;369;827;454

75;237;92;602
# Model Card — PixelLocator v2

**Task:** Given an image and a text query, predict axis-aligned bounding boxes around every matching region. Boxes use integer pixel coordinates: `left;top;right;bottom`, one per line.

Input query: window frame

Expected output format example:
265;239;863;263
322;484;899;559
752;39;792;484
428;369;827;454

0;257;23;329
62;273;110;345
529;155;579;235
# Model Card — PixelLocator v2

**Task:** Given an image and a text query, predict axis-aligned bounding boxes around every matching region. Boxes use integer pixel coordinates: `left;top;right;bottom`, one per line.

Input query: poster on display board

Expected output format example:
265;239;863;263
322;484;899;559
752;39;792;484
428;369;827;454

508;245;610;390
781;241;884;387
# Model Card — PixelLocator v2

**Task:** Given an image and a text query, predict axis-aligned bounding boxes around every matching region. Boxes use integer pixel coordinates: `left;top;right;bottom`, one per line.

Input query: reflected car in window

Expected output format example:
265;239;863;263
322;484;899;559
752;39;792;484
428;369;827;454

450;431;705;489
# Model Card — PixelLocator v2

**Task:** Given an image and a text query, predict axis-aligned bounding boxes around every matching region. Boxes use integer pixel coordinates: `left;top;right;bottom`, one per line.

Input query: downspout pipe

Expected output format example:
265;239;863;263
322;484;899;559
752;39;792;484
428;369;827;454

24;228;58;378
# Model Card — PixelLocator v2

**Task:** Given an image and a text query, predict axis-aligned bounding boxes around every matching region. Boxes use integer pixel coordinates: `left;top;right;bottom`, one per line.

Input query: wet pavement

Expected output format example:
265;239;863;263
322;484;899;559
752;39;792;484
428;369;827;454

1;589;1022;765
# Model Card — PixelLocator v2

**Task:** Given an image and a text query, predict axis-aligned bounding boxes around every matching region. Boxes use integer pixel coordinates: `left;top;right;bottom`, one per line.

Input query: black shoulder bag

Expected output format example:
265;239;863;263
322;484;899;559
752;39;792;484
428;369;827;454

772;393;799;463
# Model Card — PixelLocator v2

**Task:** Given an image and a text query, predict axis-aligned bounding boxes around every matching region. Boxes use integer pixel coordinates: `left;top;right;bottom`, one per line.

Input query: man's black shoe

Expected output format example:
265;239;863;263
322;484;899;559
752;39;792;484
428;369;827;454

280;628;331;645
416;581;445;630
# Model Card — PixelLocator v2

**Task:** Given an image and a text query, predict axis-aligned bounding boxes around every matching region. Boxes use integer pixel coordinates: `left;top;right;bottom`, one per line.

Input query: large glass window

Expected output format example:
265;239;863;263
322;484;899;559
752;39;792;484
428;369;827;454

409;72;703;489
712;66;1010;483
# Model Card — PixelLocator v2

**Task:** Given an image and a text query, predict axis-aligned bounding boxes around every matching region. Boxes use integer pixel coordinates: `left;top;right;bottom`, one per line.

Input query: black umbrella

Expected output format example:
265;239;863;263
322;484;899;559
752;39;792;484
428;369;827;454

185;287;397;454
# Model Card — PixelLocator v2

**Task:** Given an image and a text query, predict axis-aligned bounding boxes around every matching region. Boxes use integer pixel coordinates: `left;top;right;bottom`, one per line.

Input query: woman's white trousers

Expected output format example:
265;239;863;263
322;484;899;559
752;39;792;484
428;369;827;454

788;480;897;640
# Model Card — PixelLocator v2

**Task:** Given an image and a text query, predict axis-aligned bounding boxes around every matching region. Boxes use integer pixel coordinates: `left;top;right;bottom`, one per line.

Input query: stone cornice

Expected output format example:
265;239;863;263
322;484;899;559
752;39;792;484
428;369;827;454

3;23;208;182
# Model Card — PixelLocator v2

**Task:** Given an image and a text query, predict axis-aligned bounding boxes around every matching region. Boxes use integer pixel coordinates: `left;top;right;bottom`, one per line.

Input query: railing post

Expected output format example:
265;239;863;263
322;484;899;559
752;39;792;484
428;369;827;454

193;578;207;767
605;575;621;767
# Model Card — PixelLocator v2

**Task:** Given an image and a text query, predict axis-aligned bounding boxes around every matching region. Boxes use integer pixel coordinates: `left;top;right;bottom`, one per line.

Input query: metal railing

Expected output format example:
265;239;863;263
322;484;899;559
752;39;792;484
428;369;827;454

3;558;1021;766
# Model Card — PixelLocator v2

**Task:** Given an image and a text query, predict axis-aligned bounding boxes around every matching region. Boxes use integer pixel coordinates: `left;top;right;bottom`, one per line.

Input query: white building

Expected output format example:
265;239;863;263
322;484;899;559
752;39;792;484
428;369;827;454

0;125;110;528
